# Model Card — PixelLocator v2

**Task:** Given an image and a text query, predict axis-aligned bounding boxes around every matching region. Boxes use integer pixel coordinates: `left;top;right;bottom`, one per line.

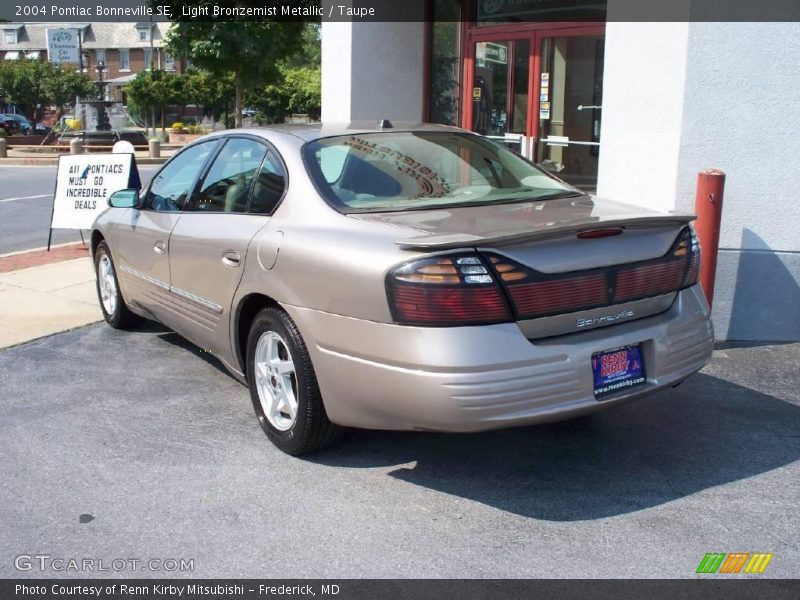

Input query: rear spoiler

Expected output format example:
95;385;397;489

395;214;696;250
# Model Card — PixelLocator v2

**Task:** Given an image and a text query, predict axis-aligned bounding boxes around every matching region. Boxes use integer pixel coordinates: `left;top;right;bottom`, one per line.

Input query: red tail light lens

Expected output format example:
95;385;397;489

484;226;701;321
614;260;686;302
387;254;512;326
507;273;608;316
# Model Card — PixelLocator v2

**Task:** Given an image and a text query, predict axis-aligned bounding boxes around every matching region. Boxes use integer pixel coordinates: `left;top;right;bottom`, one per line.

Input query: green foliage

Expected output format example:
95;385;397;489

0;59;95;122
246;24;321;123
125;69;181;120
181;68;235;120
429;21;461;126
162;18;308;126
46;64;96;109
254;64;321;123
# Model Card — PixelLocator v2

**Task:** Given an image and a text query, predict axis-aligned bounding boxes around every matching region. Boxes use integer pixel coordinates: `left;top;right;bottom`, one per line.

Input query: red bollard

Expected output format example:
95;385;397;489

694;169;725;308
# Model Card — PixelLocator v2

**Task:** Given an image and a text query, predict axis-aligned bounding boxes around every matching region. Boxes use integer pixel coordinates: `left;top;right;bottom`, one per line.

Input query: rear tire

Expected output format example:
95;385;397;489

246;307;341;455
94;241;141;329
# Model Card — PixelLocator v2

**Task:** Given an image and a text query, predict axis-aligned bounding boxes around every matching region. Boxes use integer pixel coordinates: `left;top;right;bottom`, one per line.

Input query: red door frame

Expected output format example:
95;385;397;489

459;19;605;145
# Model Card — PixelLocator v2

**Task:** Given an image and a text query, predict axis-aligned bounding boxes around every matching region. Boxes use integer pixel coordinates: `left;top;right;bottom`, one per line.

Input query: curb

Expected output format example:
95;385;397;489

0;157;168;166
0;243;89;273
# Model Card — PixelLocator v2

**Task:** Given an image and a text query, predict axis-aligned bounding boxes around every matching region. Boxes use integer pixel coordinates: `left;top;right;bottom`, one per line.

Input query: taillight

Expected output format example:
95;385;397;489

683;226;701;287
387;254;512;326
483;226;702;321
615;226;700;301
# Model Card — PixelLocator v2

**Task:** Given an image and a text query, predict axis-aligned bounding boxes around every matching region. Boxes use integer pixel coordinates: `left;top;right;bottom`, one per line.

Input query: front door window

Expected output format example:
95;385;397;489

535;35;605;191
472;39;530;141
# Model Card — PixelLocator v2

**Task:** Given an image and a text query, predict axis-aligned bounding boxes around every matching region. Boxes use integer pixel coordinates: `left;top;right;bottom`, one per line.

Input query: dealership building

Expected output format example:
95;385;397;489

322;1;800;341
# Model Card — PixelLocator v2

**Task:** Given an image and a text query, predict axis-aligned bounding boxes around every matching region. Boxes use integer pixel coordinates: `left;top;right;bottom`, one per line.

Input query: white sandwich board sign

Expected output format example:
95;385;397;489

50;153;139;233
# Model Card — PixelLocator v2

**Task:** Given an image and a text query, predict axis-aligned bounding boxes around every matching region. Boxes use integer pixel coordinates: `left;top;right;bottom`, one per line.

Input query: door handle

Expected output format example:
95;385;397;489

154;241;166;255
222;250;241;268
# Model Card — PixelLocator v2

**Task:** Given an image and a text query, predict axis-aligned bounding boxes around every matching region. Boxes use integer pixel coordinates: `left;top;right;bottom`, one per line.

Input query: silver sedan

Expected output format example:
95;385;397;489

92;123;713;455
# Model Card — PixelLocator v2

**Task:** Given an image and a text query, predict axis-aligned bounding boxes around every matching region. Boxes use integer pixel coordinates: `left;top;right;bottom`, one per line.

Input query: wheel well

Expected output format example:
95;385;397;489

235;293;281;375
90;230;104;258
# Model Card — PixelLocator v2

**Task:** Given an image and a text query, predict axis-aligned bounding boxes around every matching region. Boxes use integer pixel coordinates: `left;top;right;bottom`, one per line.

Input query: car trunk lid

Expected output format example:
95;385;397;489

356;195;699;338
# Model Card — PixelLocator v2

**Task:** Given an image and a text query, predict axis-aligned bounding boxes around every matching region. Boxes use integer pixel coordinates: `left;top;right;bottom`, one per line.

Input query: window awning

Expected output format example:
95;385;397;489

105;74;137;85
4;51;20;60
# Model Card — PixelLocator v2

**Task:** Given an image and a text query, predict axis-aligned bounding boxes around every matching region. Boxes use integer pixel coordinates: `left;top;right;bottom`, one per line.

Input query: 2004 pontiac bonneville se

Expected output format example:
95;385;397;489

91;123;713;455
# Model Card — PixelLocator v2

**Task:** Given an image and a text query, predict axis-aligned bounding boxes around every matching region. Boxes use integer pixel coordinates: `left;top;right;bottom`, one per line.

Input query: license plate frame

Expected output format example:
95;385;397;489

591;344;646;399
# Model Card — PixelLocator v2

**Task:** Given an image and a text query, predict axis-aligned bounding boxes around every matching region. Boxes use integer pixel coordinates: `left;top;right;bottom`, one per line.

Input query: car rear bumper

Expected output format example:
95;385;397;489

284;285;713;432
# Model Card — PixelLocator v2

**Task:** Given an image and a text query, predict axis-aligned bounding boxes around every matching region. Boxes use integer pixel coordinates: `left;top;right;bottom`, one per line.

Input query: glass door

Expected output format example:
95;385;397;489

470;38;531;155
464;26;605;185
534;33;605;192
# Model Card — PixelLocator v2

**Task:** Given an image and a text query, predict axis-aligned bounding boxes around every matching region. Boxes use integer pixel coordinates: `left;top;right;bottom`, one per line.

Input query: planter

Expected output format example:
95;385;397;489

168;132;205;144
5;135;47;145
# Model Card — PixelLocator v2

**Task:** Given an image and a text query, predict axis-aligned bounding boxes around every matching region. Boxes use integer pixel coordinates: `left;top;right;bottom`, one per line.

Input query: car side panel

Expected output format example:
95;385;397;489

168;213;270;358
104;208;180;323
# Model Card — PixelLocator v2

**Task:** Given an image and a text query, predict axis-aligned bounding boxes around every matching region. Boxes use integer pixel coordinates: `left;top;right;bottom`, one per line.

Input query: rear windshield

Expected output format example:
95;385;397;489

302;131;579;213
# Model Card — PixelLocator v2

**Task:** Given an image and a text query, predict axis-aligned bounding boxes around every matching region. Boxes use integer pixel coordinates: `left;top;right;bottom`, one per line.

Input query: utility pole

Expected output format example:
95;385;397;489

77;27;86;131
149;17;156;137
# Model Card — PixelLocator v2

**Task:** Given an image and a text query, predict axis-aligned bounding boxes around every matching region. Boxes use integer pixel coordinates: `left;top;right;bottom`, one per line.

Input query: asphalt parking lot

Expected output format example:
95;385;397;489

1;322;798;578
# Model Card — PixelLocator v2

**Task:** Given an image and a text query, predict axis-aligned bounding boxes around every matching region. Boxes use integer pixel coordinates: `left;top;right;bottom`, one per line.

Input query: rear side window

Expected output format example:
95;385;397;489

249;150;286;214
144;140;217;212
194;138;267;213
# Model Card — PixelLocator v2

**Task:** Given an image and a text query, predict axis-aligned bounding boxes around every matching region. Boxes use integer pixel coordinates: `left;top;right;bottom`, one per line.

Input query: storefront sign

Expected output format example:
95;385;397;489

46;28;80;64
51;154;138;230
476;42;508;65
477;0;607;23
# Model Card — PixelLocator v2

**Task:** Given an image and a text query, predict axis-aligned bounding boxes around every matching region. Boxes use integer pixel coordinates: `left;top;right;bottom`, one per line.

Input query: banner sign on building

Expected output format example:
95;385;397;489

46;28;80;64
50;154;138;231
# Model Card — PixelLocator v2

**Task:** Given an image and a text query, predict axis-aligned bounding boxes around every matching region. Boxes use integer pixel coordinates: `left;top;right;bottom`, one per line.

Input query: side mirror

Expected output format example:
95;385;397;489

108;189;140;208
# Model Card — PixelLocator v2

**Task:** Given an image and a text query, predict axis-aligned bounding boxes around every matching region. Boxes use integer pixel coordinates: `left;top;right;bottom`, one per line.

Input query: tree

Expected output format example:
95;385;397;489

0;59;48;123
245;24;321;123
0;59;94;124
253;64;321;123
44;64;96;122
162;20;306;127
182;69;236;126
125;70;183;135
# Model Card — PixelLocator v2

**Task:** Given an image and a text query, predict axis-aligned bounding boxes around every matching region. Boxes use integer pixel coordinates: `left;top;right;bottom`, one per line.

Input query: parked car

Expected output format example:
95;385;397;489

91;123;713;455
2;113;32;134
0;115;21;135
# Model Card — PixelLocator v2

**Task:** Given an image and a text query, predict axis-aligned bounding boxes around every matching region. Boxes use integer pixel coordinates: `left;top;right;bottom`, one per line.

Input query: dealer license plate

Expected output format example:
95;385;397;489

591;344;646;399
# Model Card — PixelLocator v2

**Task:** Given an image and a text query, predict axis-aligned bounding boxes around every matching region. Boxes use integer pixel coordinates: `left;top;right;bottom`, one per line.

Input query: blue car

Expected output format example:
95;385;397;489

2;114;33;134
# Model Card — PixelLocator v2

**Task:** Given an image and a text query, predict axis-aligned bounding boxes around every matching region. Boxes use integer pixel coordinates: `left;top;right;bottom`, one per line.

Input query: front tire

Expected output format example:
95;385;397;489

246;307;341;455
94;241;140;329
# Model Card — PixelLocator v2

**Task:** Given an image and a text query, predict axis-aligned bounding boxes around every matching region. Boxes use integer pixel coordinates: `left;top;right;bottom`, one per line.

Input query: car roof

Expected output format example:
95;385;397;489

213;122;470;143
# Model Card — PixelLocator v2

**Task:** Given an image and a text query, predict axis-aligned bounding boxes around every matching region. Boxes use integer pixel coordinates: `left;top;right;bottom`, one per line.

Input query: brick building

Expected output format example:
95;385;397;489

0;21;185;104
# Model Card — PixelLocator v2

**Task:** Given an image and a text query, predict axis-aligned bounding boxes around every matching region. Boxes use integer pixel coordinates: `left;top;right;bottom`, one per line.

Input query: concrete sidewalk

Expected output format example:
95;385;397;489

0;256;100;349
